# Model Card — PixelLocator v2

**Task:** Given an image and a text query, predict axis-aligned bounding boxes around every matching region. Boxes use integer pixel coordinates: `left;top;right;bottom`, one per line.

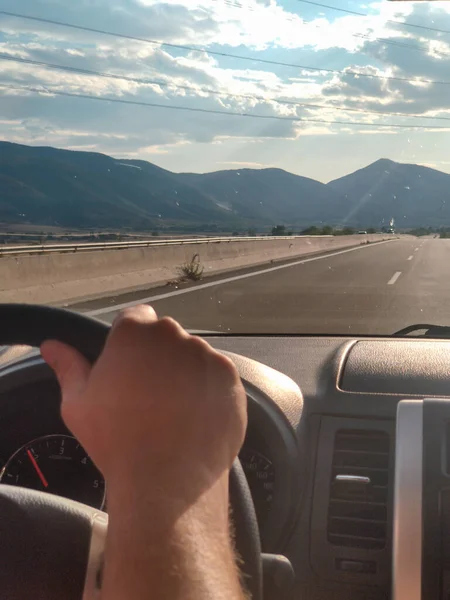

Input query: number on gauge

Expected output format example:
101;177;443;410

239;447;275;526
0;434;105;509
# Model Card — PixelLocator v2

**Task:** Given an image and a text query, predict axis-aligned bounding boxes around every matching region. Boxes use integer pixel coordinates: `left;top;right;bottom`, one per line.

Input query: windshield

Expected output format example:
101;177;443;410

1;0;449;335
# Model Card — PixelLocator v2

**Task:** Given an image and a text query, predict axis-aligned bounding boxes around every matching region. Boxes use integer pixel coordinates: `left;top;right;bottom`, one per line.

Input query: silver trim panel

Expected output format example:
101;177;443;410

392;399;423;600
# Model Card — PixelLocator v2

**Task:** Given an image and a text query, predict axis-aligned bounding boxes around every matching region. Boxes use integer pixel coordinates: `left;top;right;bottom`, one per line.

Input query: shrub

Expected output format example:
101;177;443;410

179;253;204;281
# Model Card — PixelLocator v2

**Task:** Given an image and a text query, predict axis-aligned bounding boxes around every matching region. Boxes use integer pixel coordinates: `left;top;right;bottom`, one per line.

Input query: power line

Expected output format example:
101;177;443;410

296;0;450;36
4;52;450;122
0;82;448;129
211;0;450;59
352;32;450;58
1;10;450;86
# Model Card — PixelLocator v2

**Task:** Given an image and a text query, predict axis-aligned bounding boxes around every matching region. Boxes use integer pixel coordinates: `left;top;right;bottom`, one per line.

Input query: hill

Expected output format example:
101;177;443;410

178;168;337;225
327;158;450;228
0;142;228;229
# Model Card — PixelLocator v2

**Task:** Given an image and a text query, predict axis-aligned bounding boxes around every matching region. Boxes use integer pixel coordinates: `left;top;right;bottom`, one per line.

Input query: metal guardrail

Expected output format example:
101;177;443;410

0;235;336;257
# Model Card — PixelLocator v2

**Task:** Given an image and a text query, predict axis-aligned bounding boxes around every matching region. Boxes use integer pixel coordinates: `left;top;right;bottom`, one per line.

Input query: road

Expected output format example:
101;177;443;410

72;238;450;335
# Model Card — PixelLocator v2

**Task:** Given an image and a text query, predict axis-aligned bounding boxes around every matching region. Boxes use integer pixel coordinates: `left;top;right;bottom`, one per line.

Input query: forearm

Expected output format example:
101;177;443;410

101;477;247;600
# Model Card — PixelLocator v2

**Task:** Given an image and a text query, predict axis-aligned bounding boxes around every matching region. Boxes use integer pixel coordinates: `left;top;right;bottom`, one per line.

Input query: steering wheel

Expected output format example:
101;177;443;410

0;304;262;600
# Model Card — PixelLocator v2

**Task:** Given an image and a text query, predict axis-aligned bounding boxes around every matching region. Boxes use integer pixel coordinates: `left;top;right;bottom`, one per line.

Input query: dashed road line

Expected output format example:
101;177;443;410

407;255;413;261
388;271;402;285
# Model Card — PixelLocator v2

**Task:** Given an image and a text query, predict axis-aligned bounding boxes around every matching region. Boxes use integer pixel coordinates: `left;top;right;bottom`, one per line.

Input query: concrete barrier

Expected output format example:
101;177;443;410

0;234;399;305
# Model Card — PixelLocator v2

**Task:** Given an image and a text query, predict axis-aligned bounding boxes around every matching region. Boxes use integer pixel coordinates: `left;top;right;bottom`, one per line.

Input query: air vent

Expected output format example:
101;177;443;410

327;430;390;550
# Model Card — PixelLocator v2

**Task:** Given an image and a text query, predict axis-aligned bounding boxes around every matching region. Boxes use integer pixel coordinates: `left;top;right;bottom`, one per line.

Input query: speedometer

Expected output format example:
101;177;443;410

0;434;105;509
239;447;275;526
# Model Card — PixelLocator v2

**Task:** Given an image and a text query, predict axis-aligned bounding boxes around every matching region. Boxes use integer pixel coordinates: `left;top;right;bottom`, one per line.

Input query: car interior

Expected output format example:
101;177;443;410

0;303;440;600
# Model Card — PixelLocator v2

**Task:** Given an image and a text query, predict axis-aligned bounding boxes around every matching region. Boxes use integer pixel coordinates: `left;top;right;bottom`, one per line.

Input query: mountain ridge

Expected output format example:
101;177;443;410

1;141;449;229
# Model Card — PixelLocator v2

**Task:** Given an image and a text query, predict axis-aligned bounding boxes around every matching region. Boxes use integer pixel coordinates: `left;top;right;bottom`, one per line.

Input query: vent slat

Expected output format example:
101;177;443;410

328;533;385;550
327;429;390;550
334;449;389;456
332;466;388;487
332;466;387;473
334;432;389;454
330;498;386;507
330;515;386;525
329;501;387;521
333;449;389;469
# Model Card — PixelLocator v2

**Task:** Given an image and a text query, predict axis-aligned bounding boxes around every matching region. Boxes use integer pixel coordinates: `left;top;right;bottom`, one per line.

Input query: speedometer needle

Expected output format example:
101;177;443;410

26;449;49;489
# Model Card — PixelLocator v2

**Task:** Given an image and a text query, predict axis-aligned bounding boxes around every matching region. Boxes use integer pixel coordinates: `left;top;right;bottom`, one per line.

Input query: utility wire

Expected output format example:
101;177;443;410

0;82;448;129
211;0;450;59
296;0;450;36
1;10;449;86
3;52;450;122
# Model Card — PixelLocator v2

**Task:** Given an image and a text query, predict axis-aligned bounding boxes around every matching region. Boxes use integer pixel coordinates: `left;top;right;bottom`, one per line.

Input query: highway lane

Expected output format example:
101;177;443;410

74;238;450;335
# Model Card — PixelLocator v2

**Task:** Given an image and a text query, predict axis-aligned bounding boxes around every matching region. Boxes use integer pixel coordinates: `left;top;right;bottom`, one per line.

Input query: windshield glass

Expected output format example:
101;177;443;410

1;0;448;335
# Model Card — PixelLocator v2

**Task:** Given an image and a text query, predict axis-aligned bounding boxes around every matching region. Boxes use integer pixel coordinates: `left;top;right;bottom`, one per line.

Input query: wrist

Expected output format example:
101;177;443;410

101;475;241;600
106;459;230;515
105;469;230;530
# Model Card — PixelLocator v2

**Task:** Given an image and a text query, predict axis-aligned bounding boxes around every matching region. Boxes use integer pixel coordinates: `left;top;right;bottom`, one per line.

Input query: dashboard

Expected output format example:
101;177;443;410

0;349;300;554
0;378;105;508
2;334;450;600
0;374;279;533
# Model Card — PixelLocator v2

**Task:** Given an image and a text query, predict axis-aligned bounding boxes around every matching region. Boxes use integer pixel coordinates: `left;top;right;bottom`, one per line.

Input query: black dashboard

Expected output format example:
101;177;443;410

1;334;450;600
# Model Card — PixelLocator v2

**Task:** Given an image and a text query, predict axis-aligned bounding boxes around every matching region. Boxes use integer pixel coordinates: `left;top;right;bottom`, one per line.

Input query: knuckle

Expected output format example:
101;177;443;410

154;316;185;338
215;352;239;376
116;304;156;323
187;335;211;354
112;311;142;336
117;306;140;320
109;306;155;344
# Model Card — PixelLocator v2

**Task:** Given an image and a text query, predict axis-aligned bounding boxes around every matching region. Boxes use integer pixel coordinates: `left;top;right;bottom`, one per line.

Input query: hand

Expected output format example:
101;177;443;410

41;305;249;600
41;305;247;507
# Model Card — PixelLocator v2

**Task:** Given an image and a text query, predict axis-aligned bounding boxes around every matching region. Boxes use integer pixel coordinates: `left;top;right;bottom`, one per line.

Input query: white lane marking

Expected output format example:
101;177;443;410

407;255;413;261
388;271;402;285
414;248;419;252
86;239;396;317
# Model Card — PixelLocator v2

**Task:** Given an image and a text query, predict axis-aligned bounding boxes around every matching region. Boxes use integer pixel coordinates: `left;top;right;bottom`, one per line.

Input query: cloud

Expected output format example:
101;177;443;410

1;0;450;179
319;25;450;119
0;0;430;54
217;160;268;168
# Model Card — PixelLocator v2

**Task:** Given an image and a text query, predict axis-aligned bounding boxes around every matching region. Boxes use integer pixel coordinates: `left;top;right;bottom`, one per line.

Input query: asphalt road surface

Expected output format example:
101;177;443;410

75;238;450;335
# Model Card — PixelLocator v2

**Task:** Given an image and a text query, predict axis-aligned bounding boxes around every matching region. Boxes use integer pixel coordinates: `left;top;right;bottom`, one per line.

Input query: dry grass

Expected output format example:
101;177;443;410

178;253;204;281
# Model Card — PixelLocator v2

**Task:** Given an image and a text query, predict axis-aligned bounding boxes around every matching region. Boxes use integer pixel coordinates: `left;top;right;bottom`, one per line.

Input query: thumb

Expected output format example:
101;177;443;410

41;340;91;399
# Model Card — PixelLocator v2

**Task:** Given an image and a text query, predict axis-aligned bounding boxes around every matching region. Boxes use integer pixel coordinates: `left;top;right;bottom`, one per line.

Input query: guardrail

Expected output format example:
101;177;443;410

0;235;336;257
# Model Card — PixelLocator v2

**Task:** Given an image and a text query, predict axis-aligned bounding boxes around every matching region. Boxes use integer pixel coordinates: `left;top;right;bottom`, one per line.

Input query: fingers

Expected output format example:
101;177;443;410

108;306;190;357
111;305;158;331
41;340;91;398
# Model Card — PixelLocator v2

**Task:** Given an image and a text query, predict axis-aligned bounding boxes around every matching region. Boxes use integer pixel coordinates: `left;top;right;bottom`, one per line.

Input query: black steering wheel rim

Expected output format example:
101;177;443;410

0;303;262;600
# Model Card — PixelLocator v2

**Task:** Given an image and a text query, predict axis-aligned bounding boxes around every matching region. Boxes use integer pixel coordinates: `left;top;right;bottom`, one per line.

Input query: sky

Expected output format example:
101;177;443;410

1;0;450;182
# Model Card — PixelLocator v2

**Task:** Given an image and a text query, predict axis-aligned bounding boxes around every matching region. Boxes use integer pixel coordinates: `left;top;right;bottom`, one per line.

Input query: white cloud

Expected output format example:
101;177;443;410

1;0;450;179
0;0;434;55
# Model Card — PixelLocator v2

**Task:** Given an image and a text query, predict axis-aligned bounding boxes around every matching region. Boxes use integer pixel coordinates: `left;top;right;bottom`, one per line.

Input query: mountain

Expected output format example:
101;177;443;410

0;142;228;229
2;142;450;230
0;141;339;230
327;158;450;228
178;168;337;224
